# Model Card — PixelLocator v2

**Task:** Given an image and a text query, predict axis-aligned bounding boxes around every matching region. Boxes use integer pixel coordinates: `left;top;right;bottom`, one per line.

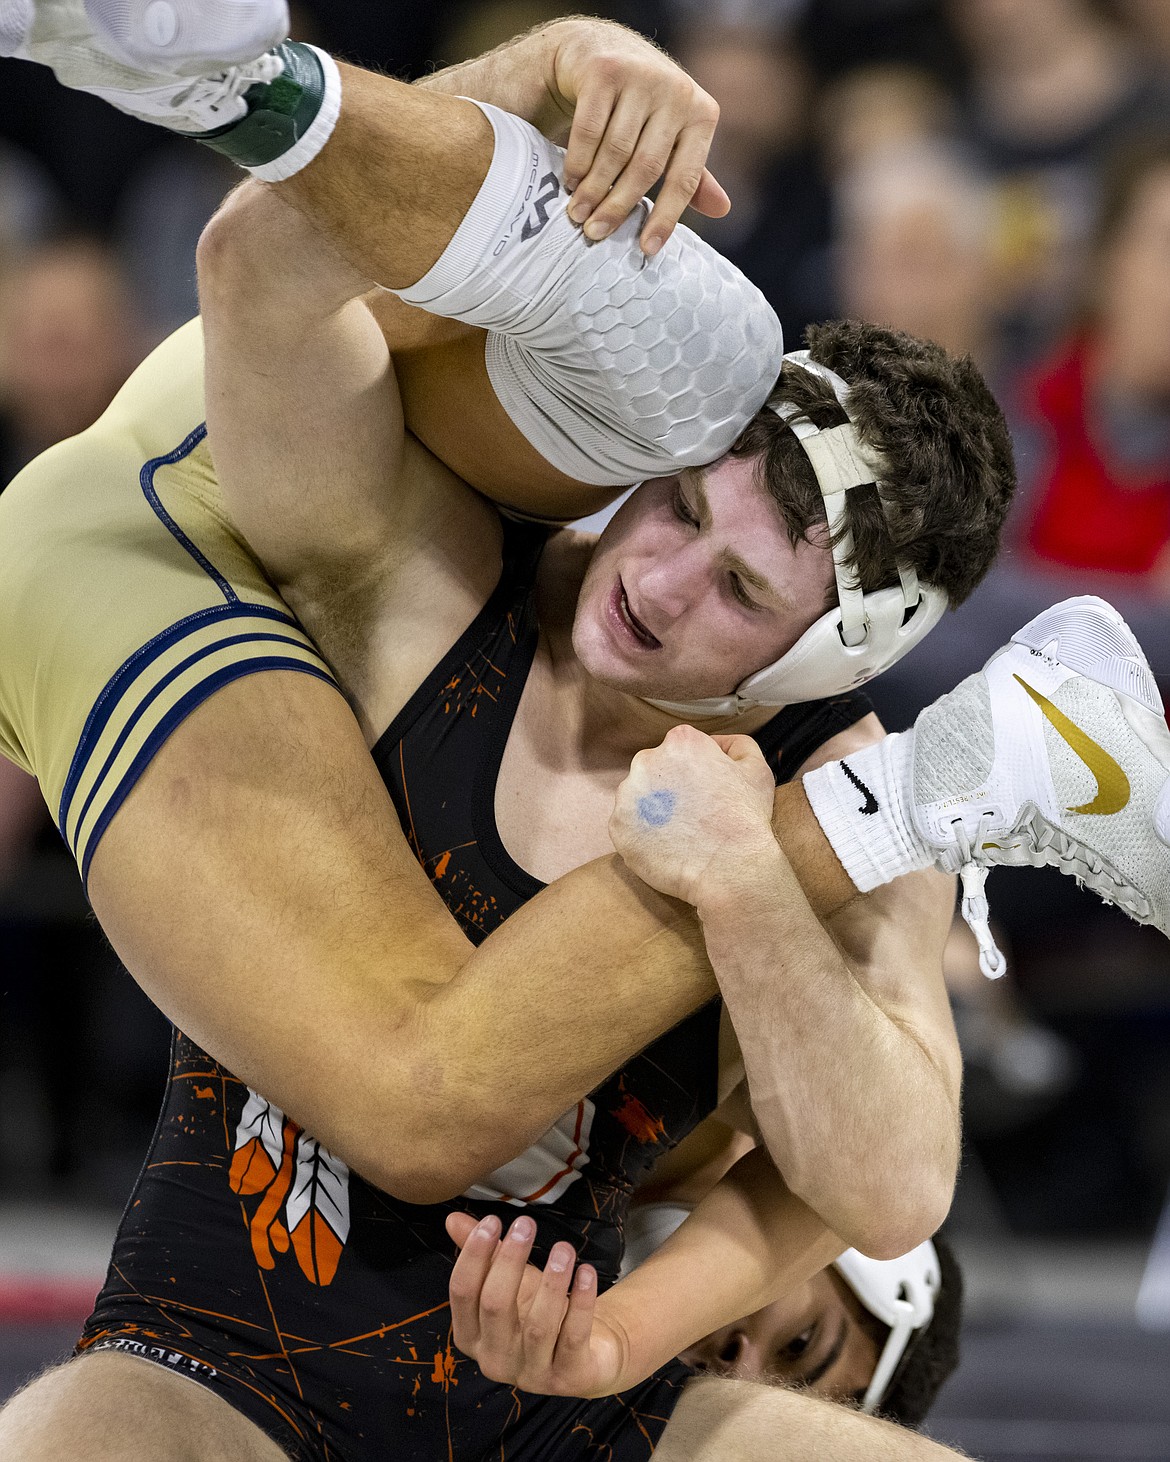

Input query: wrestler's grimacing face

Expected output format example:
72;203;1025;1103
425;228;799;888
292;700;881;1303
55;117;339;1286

572;455;835;707
681;1268;882;1401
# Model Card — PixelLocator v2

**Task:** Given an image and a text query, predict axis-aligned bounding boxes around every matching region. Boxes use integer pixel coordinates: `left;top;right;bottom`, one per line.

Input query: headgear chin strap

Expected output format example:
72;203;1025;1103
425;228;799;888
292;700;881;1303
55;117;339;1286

645;349;947;717
834;1240;941;1414
619;1202;940;1417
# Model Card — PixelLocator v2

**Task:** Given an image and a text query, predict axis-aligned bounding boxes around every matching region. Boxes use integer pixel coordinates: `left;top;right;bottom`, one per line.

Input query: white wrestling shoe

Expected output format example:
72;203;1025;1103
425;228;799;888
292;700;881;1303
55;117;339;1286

912;596;1170;976
0;0;286;71
0;0;287;131
85;0;287;75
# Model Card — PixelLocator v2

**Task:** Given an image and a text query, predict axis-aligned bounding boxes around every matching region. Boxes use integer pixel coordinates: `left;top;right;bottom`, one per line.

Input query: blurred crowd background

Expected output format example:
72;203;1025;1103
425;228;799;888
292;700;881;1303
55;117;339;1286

2;0;1170;1355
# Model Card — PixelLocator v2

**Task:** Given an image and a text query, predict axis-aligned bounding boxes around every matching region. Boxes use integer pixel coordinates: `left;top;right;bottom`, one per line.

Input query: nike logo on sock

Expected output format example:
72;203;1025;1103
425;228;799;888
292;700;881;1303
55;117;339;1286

840;760;879;815
1014;675;1131;815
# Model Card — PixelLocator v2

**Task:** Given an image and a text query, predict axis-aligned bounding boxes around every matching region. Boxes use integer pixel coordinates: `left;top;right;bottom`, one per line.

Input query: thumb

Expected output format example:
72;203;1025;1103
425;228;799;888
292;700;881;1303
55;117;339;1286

710;733;763;763
689;167;731;219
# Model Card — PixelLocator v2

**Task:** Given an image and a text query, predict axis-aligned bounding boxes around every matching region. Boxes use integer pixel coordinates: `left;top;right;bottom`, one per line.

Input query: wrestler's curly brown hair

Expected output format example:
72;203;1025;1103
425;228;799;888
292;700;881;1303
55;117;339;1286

732;320;1016;610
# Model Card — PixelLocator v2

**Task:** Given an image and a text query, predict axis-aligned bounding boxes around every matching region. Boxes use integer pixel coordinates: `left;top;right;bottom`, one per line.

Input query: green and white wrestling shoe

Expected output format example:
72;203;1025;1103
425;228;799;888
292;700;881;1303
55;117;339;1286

913;596;1170;974
0;0;287;73
83;0;288;74
0;0;338;179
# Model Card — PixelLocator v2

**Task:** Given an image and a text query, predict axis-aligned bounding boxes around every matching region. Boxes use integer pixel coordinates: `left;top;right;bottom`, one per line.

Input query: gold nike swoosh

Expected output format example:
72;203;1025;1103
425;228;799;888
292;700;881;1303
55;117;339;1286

1014;674;1130;815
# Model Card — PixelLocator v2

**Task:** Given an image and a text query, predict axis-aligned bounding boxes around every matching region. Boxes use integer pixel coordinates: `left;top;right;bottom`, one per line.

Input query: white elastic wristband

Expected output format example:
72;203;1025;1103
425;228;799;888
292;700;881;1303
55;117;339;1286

249;46;342;183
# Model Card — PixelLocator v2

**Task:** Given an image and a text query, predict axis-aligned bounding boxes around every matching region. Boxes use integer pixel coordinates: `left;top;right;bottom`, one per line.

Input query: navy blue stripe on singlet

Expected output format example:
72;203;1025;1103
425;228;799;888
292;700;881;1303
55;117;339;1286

67;628;321;863
58;421;333;878
56;603;308;846
79;656;336;886
139;422;237;602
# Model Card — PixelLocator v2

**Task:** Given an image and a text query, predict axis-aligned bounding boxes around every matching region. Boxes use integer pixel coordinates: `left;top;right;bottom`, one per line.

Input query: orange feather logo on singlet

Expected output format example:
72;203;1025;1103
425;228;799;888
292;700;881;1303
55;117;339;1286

229;1089;351;1286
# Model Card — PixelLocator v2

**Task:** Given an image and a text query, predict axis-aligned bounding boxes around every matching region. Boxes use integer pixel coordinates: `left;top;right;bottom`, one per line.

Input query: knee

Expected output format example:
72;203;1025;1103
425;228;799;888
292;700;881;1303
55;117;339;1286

197;180;267;286
0;1352;287;1462
196;182;312;303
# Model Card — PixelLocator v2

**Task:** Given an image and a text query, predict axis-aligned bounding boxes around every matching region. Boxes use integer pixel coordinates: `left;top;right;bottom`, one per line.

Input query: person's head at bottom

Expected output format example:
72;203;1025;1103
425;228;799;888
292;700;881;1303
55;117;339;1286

680;1234;962;1426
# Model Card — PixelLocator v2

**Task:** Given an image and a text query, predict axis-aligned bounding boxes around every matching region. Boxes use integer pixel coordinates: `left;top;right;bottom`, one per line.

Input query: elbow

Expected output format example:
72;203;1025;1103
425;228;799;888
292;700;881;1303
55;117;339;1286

366;1163;473;1208
346;1140;479;1207
785;1156;955;1262
195;182;277;301
833;1175;955;1262
344;1108;517;1208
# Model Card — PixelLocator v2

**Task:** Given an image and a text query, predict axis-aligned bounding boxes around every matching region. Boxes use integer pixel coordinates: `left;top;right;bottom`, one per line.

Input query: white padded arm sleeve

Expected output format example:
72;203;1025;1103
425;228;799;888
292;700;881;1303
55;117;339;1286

394;102;786;487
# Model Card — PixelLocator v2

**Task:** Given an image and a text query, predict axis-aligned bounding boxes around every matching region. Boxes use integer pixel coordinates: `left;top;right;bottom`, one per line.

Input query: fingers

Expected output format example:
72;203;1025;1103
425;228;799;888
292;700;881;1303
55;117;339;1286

711;733;767;763
563;69;619;197
569;91;660;240
448;1213;501;1353
450;1214;594;1390
522;1242;580;1368
562;62;722;254
640;115;723;255
690;167;732;220
445;1210;480;1249
477;1215;537;1357
554;1264;598;1362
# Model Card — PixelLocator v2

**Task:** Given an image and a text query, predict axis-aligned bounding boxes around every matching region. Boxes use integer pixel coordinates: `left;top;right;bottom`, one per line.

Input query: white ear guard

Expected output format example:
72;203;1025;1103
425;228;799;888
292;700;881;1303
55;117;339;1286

834;1240;941;1414
645;350;947;717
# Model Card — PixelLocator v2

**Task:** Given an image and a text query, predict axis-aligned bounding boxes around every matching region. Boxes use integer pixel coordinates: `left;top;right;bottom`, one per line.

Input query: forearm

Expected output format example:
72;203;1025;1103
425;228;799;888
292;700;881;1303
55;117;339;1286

415;16;580;138
601;1148;842;1390
695;846;958;1258
399;854;719;1199
410;794;894;1201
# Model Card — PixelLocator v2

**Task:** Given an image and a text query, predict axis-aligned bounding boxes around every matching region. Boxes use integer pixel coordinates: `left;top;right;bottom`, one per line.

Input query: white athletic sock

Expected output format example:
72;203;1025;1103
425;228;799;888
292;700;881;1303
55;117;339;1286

802;731;933;892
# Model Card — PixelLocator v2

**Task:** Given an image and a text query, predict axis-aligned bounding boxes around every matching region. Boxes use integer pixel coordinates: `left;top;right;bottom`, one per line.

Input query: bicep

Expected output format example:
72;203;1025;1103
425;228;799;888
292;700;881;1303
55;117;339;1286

86;670;474;1190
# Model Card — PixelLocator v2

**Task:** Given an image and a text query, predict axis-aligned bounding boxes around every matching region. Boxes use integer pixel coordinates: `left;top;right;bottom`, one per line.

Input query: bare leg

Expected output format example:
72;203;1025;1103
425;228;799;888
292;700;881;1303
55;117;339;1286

657;1377;969;1461
281;67;493;290
0;1353;288;1462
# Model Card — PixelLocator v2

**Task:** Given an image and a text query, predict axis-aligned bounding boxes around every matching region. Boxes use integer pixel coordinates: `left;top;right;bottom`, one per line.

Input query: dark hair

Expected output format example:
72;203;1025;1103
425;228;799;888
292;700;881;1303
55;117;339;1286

875;1232;964;1427
731;319;1016;609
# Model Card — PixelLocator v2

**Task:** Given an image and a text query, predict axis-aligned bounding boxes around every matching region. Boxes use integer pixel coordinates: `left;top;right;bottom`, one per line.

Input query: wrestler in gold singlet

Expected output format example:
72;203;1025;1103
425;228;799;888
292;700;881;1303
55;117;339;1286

0;320;334;882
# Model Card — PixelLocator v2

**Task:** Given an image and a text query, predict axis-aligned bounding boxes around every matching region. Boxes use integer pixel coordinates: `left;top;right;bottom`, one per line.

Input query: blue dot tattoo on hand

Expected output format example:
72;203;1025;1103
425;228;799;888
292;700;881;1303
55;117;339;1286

636;790;676;827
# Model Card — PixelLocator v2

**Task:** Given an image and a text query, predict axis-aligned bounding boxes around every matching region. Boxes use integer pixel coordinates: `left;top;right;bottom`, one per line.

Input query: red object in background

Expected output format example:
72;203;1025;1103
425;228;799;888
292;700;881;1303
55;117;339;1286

0;1276;100;1326
1024;340;1170;576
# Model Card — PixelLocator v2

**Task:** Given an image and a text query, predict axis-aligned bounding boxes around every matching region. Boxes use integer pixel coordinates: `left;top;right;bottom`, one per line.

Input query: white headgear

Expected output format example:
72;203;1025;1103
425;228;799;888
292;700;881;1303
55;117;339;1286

834;1240;942;1413
645;350;947;717
620;1203;940;1414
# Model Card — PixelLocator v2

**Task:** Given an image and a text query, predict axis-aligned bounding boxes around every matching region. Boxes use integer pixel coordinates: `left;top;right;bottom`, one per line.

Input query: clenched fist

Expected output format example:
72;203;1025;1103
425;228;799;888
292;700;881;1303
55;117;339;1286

609;725;779;908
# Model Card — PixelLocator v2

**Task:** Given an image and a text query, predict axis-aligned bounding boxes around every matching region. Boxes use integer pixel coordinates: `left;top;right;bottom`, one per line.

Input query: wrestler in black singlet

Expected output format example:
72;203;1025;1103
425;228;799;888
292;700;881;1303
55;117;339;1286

80;520;870;1462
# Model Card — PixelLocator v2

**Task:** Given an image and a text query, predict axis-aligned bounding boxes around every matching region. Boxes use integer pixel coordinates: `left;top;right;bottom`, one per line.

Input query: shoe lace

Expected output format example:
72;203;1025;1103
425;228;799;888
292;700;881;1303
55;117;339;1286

953;815;1007;980
172;52;284;127
952;806;1152;980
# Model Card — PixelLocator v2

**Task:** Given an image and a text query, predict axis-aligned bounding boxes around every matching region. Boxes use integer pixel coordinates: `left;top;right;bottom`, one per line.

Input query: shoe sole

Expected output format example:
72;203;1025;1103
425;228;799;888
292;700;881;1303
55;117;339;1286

0;0;33;57
1010;593;1163;716
85;0;289;73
